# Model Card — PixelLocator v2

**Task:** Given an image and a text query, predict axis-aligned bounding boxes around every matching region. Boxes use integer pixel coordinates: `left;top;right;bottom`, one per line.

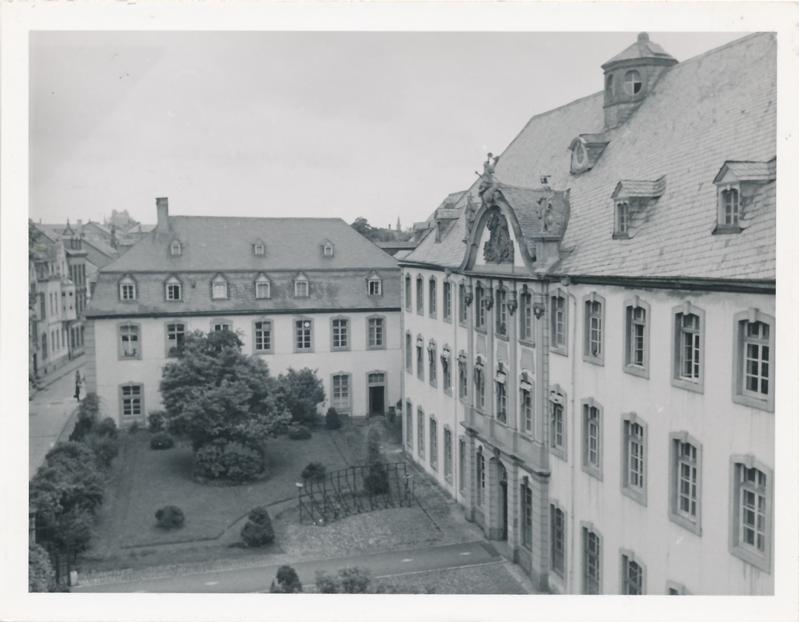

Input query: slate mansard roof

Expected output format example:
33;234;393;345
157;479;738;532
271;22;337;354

87;216;399;318
403;33;776;284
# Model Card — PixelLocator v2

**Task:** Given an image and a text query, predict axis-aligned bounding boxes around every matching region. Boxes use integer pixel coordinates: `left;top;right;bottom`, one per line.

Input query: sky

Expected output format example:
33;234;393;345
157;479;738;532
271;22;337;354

29;31;746;229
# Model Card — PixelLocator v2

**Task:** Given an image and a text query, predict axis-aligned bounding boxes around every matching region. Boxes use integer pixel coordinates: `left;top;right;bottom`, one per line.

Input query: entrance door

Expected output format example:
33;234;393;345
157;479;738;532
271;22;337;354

367;372;386;415
499;463;508;540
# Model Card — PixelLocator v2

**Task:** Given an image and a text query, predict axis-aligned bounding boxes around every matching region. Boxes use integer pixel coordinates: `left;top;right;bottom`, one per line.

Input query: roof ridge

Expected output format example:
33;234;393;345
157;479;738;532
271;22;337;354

170;215;345;222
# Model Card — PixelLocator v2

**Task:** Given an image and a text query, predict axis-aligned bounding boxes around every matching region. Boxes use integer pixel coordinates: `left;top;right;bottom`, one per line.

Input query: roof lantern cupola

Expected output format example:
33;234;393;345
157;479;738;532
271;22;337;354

601;32;677;130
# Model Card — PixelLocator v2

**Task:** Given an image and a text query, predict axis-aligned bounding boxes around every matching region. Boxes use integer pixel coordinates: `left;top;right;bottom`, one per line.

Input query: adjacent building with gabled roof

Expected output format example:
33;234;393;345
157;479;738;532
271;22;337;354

85;198;402;426
400;33;775;594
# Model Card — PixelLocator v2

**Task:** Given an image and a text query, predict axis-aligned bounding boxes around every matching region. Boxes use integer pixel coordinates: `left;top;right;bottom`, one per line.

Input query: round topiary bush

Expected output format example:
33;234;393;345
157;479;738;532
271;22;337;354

241;506;274;547
194;440;264;482
155;505;185;529
270;565;303;593
287;425;311;440
301;462;326;482
86;433;120;469
94;417;119;439
150;432;175;450
325;407;341;430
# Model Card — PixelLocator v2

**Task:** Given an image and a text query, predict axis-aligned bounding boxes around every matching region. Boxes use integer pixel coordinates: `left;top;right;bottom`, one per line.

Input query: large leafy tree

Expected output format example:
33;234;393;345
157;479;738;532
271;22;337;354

276;367;325;426
160;330;291;451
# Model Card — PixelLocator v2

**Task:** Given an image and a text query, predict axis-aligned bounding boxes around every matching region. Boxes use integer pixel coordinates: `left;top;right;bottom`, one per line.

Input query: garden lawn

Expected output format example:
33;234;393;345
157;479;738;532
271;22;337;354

87;427;351;560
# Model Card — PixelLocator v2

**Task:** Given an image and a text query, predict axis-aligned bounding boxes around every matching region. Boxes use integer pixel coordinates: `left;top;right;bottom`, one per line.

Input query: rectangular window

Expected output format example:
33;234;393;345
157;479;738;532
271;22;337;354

551;293;567;353
331;318;349;350
458;284;468;324
428;278;437;318
475;286;486;331
368;279;382;296
254;320;272;353
443;282;452;321
417;409;425;457
550;504;566;578
429;418;438;471
166;282;181;301
442;355;452;392
443;428;453;483
119;324;140;359
294;279;309;298
458;360;468;400
39;293;46;319
416;341;424;380
623;418;646;504
521;480;533;549
669;435;701;535
731;460;771;571
621;553;644;595
495;289;508;337
416;277;424;315
368;317;384;349
673;308;704;392
550;395;566;459
520;385;533;435
405;332;412;372
615;201;630;237
458;438;466;492
428;345;437;386
405;275;412;311
476;450;485;506
743;322;770;396
295;319;312;351
519;291;533;342
474;366;485;410
405;401;413;450
584;298;603;363
625;303;649;377
120;384;143;417
212;280;228;300
496;381;507;423
331;374;351;413
212;321;232;332
582;403;601;478
166;322;186;357
582;527;601;594
255;281;270;299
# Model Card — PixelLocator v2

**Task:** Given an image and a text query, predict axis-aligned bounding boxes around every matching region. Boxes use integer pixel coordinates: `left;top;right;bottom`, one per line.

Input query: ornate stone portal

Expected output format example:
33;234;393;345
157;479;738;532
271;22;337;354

483;210;514;264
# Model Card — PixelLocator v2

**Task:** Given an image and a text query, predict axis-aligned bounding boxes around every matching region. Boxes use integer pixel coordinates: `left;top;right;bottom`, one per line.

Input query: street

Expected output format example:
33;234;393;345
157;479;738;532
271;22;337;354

29;361;84;478
73;540;502;593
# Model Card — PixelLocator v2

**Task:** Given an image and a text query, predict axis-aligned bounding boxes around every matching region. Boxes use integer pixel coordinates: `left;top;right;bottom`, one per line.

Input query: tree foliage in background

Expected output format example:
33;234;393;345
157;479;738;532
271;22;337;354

350;217;412;243
275;367;325;427
28;543;56;592
160;330;291;452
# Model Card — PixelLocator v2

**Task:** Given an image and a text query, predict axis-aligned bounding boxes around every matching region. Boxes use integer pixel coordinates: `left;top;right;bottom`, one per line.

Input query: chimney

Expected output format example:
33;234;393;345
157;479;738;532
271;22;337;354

156;197;170;233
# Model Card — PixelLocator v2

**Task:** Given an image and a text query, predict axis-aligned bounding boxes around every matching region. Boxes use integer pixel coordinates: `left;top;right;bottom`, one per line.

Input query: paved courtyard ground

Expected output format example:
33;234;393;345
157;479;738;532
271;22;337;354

79;417;497;594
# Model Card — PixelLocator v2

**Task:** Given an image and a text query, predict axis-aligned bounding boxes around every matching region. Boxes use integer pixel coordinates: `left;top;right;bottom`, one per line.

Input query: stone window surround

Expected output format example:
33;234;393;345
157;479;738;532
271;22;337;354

117;321;142;360
252;318;273;354
550;288;569;356
294;316;314;353
620;548;647;595
581;397;603;481
623;296;651;379
729;454;773;573
732;308;775;412
118;274;137;302
549;385;568;462
164;320;186;358
671;302;706;394
330;315;351;352
164;274;183;302
366;315;386;350
581;520;603;595
668;431;703;537
621;412;648;506
119;382;144;419
582;291;605;366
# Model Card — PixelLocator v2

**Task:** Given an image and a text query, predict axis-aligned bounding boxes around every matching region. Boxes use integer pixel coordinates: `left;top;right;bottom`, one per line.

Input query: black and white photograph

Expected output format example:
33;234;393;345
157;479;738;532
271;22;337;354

2;2;798;621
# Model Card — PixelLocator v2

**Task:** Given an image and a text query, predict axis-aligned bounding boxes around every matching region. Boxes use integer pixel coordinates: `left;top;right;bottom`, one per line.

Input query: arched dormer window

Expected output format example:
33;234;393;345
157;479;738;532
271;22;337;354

720;187;740;228
255;273;271;300
321;240;334;258
119;275;137;301
367;273;382;297
252;239;266;257
164;275;182;302
624;69;642;95
211;274;229;300
294;273;309;298
169;239;182;257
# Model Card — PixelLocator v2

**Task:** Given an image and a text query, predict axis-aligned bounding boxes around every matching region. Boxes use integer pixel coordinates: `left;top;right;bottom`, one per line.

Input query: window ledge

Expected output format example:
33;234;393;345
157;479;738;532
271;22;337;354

254;349;273;355
443;316;453;324
495;333;509;342
671;377;704;394
443;387;453;397
730;543;771;573
668;512;702;537
612;232;631;240
367;344;386;351
332;347;351;353
712;224;742;235
519;338;535;348
550;446;567;462
624;364;650;380
550;345;568;357
582;354;604;367
622;486;647;507
581;464;603;482
732;392;773;413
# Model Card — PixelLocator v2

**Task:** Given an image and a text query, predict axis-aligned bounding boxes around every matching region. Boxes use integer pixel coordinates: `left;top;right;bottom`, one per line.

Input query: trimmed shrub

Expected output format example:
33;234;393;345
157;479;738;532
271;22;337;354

86;433;119;469
338;566;371;593
287;425;311;441
270;565;303;593
314;570;339;593
194;440;264;482
301;462;326;482
33;442;106;513
363;463;389;495
150;432;175;450
155;505;185;529
94;417;119;439
128;421;141;434
28;543;55;592
366;426;383;465
147;411;167;433
241;506;274;547
51;507;94;552
325;407;341;430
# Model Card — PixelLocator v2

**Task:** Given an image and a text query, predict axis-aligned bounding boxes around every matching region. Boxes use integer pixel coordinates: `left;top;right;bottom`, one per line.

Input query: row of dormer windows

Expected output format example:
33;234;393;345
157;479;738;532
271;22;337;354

167;239;336;258
117;273;383;302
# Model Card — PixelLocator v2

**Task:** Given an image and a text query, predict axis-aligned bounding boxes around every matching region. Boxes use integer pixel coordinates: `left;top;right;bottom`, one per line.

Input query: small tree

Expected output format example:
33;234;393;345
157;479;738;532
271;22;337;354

364;427;389;494
275;368;325;427
338;567;371;593
241;506;275;547
28;543;55;592
270;565;303;593
314;570;339;593
325;407;341;430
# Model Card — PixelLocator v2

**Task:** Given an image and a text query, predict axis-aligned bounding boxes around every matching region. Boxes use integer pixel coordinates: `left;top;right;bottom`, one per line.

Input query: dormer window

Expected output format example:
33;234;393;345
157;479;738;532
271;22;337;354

165;275;182;302
569;134;609;175
321;241;334;257
169;239;182;257
721;187;740;226
615;201;630;238
624;70;642;95
211;274;229;300
368;275;382;296
294;273;309;298
252;240;266;256
255;274;271;299
712;159;775;234
119;275;137;301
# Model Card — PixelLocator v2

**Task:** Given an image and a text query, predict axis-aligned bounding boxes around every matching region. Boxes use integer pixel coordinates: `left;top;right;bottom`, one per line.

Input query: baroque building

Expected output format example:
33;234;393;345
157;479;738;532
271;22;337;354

85;198;402;424
400;33;775;594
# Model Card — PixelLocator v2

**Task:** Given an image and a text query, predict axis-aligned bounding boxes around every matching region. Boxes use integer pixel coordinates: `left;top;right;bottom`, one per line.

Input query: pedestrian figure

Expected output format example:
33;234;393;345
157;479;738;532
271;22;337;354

74;370;82;402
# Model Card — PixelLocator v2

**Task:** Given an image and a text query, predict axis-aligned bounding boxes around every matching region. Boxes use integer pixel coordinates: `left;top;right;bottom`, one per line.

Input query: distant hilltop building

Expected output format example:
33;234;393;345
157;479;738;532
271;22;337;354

400;33;775;595
85;198;402;424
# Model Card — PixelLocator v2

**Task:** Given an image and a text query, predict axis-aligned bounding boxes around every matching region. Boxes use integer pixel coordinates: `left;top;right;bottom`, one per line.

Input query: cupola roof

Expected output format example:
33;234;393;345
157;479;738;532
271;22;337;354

601;32;676;69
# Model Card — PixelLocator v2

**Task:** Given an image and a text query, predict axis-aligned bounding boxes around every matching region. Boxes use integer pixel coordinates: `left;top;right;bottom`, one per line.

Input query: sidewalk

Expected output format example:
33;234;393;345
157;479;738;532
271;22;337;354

30;354;86;397
29;355;85;478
